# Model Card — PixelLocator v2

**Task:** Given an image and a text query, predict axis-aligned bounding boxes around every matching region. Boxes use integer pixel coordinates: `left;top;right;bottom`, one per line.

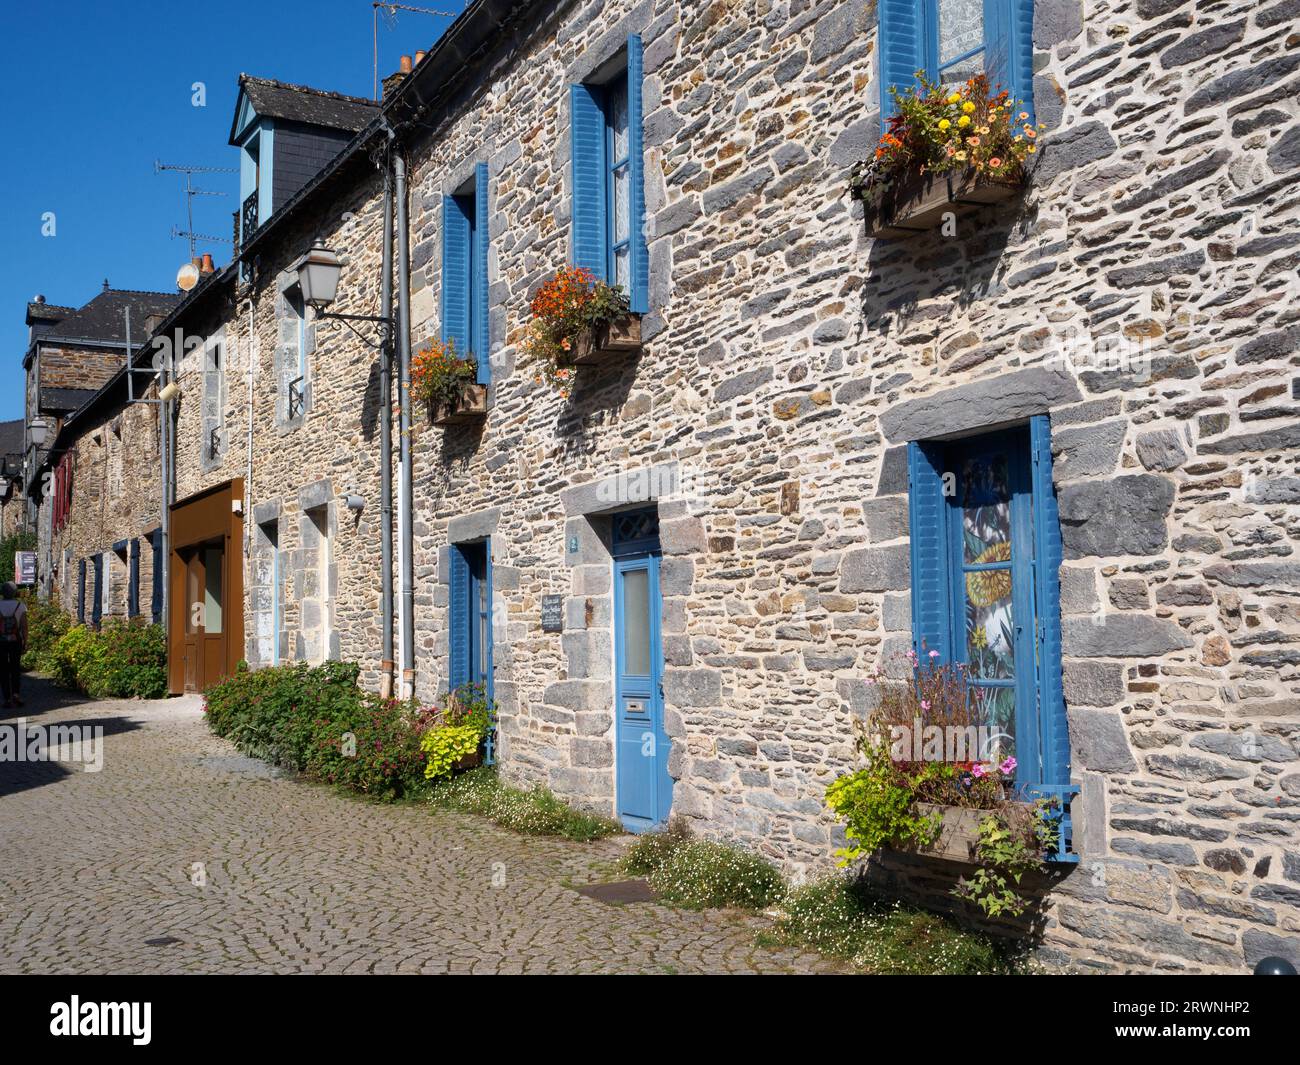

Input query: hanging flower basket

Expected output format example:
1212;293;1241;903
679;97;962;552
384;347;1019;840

557;313;642;368
429;382;489;426
849;73;1042;241
522;266;635;395
891;801;1029;865
863;168;1024;239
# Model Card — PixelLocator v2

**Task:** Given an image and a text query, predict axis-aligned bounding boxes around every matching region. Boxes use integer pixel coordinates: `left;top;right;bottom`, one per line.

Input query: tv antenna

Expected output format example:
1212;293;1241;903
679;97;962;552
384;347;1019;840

372;2;458;100
155;160;237;258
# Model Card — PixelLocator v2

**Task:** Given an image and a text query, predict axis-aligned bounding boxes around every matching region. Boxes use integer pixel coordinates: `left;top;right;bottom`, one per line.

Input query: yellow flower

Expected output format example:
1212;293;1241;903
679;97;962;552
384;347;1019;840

938;118;951;131
962;101;975;113
972;626;989;651
954;150;967;162
948;92;961;104
958;114;971;127
1027;145;1036;154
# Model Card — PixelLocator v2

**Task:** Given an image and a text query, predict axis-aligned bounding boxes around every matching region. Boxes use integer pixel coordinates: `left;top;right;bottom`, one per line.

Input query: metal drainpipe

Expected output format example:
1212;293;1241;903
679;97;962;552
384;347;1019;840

378;134;396;700
394;147;415;700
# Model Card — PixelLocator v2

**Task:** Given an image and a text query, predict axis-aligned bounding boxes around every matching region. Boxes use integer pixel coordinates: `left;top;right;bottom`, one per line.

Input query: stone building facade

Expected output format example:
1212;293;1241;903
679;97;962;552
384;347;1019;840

19;0;1300;973
387;0;1300;972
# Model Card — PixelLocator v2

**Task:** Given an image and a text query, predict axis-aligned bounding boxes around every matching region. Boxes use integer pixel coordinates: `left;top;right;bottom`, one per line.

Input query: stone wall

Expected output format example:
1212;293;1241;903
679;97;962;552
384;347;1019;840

44;397;164;624
170;165;391;685
390;0;1300;973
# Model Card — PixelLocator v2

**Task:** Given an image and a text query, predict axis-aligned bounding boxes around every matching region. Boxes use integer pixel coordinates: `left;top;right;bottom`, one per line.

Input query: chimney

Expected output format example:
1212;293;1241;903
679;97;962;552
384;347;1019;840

382;55;412;99
103;278;111;292
145;313;167;335
200;253;215;274
415;50;426;65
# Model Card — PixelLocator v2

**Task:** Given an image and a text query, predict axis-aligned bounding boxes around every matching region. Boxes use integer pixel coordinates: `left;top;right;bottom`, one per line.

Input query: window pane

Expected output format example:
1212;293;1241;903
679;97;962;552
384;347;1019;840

621;568;650;676
966;573;1013;679
204;546;223;635
609;81;629;162
961;453;1011;564
614;247;631;291
938;0;984;66
613;164;631;244
970;686;1015;759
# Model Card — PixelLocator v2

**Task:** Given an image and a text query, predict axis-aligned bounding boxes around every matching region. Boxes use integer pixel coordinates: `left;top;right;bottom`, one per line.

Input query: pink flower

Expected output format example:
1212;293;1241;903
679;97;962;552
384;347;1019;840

920;700;931;711
971;763;987;779
928;649;940;658
999;756;1018;775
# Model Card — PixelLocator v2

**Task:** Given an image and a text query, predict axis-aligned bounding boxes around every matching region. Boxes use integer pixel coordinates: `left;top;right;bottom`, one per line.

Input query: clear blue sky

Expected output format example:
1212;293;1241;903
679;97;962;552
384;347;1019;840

0;0;468;423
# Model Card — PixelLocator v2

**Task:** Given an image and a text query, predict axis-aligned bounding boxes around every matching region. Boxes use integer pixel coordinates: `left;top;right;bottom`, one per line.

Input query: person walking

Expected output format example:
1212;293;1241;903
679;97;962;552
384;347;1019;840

0;581;28;710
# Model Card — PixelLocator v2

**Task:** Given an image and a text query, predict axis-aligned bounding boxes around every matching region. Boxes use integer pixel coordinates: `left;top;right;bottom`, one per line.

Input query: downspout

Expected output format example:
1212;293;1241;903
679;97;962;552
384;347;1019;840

394;146;415;700
378;130;396;699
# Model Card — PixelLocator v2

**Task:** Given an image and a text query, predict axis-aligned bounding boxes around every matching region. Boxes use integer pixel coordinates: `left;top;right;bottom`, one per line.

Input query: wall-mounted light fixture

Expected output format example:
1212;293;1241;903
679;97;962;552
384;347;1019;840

291;239;392;349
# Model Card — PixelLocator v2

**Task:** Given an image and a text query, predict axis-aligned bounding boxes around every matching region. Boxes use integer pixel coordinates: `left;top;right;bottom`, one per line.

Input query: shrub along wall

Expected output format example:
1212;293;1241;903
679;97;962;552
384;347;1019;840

20;596;167;700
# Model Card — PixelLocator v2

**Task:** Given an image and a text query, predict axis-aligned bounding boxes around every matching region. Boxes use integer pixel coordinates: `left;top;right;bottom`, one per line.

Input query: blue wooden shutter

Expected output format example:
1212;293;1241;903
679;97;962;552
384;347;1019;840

1009;0;1034;120
627;35;649;314
150;529;163;624
570;82;607;277
473;163;490;384
1028;413;1076;860
907;440;952;661
91;554;103;627
128;538;140;617
441;194;471;357
878;0;924;116
77;560;86;623
447;544;470;692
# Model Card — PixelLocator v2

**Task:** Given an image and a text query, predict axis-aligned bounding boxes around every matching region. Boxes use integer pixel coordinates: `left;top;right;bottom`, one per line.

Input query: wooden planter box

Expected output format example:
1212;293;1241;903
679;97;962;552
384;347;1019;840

429;383;489;427
891;802;1033;864
558;313;642;369
865;168;1023;240
454;749;482;772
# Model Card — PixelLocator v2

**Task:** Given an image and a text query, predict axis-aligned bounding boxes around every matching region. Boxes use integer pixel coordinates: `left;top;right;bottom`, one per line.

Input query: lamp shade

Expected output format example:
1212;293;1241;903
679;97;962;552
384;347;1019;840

293;240;343;310
27;417;49;447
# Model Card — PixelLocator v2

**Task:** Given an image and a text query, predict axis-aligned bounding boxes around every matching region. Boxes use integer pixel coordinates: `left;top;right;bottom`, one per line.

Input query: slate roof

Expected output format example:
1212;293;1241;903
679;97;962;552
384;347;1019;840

233;75;378;142
34;288;180;347
40;388;101;414
25;301;75;326
0;419;22;457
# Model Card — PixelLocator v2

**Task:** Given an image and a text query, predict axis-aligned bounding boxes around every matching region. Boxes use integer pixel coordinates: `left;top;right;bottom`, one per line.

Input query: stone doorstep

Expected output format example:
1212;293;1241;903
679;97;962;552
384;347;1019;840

558;313;642;368
865;167;1024;240
429;383;490;427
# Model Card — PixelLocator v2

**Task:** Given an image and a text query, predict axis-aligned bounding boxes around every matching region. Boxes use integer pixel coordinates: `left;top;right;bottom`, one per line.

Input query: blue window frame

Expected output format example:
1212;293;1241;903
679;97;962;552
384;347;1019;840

77;559;87;624
907;414;1075;859
149;528;163;624
128;538;140;618
91;554;103;629
570;35;649;314
448;539;494;762
878;0;1034;118
441;163;490;384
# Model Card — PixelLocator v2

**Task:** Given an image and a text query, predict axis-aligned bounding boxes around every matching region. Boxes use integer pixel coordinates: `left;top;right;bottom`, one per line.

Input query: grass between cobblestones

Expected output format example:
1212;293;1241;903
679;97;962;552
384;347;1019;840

428;766;622;842
623;822;1037;975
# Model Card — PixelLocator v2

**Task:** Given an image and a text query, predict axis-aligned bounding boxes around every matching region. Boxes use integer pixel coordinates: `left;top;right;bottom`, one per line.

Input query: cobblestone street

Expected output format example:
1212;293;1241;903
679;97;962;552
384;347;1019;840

0;678;837;974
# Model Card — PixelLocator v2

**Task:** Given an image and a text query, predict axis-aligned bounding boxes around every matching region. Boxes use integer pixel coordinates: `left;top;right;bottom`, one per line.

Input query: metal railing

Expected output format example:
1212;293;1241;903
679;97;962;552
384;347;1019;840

240;191;259;248
287;376;306;420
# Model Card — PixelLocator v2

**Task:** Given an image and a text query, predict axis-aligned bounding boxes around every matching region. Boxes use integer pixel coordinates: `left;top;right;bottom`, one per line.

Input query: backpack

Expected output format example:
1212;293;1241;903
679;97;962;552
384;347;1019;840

0;602;19;642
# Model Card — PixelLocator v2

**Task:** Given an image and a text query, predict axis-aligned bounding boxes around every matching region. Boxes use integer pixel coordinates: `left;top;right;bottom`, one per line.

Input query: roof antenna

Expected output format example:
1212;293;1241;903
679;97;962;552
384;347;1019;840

371;2;457;101
155;160;237;259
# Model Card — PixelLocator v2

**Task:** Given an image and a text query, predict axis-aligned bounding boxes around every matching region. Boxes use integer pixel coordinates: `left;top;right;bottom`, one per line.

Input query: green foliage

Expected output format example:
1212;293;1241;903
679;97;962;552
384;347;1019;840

429;766;621;842
204;661;434;801
622;822;786;911
773;874;1035;975
0;532;37;588
826;734;947;862
49;624;103;691
421;724;482;780
954;801;1060;918
76;620;168;699
19;593;72;673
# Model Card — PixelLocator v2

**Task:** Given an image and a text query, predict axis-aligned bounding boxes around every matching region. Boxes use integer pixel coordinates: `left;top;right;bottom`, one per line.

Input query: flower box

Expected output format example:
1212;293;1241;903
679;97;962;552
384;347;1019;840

429;383;488;427
558;313;642;368
865;168;1023;240
891;802;1031;865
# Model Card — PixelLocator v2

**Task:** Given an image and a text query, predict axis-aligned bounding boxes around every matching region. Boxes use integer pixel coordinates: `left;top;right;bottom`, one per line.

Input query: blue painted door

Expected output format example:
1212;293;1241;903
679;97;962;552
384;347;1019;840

614;549;670;831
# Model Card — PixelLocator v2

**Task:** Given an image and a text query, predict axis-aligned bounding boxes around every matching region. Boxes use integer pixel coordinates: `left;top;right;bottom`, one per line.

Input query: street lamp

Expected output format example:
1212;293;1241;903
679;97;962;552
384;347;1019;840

28;417;50;448
291;239;391;347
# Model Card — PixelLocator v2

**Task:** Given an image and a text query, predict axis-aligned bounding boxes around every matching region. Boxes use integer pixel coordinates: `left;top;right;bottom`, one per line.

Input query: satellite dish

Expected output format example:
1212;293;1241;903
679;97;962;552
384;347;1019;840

176;262;200;291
